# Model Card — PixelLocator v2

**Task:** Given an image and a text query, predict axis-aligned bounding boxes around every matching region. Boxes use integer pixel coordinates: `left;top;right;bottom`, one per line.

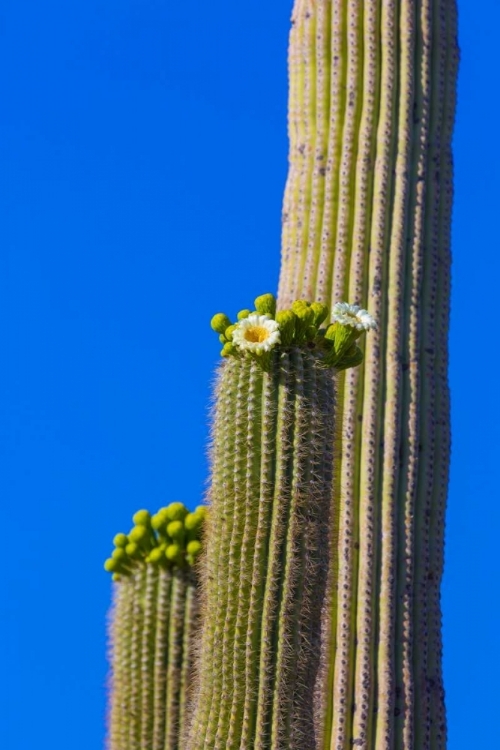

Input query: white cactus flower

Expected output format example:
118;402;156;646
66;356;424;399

332;302;377;331
232;314;281;354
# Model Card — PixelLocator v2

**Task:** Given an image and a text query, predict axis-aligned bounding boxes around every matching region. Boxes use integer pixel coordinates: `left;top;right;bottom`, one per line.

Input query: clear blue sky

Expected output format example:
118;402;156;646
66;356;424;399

0;2;498;748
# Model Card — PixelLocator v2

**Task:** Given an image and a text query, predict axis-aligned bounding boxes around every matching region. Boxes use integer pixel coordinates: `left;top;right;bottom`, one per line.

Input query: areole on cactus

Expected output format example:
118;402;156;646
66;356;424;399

188;294;373;749
105;503;205;750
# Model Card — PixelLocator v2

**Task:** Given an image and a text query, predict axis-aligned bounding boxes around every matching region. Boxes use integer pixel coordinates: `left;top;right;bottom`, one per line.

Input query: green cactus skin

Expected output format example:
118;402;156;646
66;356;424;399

277;1;458;749
105;503;204;750
188;350;337;750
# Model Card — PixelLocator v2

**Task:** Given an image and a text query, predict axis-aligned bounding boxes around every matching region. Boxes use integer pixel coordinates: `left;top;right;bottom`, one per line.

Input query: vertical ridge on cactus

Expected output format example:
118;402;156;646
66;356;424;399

104;503;205;750
277;1;458;748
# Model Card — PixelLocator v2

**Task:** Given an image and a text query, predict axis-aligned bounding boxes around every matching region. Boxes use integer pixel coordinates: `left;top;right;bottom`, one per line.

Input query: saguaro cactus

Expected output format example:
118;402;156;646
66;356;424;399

188;294;374;750
277;1;458;748
105;502;205;750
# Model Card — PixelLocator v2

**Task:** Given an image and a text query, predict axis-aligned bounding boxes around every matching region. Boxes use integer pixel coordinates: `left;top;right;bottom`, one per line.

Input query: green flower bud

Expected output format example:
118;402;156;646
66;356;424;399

113;533;128;548
132;509;151;526
151;509;169;532
129;525;150;547
185;511;204;534
254;293;277;318
148;547;165;565
195;505;207;518
125;542;141;559
305;325;318;342
211;313;232;334
165;543;182;563
334;343;364;372
221;342;238;358
237;309;251;320
291;300;314;342
324;322;359;364
275;309;297;347
224;324;238;341
291;299;311;313
219;334;227;343
104;557;131;576
186;539;202;557
112;573;122;582
104;557;118;573
310;301;329;327
167;520;185;541
112;547;128;563
165;502;189;522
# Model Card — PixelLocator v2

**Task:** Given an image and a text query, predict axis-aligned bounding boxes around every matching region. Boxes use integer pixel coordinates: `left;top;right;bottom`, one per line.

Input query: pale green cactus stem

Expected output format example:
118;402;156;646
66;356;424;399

277;1;458;748
188;293;373;750
105;502;205;750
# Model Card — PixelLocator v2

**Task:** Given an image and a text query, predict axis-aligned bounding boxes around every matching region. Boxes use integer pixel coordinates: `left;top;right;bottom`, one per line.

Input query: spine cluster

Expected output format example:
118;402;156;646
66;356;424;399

278;1;458;748
105;503;205;750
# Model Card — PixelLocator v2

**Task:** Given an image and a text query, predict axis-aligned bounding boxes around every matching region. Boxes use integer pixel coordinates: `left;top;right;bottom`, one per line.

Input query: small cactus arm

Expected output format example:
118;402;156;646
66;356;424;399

277;1;458;748
188;294;374;750
104;503;205;750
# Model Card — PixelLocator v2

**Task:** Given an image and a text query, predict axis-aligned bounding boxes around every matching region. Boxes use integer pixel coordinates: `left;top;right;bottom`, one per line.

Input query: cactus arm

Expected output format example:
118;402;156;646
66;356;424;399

191;298;372;750
104;503;204;750
152;568;173;750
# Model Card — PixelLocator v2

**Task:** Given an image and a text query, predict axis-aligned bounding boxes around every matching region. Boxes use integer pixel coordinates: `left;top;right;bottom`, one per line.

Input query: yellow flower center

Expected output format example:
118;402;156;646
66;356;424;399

244;326;270;343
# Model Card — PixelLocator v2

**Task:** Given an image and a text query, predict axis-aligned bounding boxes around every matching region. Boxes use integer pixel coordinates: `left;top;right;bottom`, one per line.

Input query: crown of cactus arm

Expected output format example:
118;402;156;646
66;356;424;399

210;292;375;372
105;502;206;750
188;293;374;749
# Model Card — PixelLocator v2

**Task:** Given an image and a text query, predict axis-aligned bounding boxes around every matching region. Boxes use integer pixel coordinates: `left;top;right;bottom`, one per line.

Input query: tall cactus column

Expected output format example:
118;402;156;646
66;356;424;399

277;1;458;748
104;502;205;750
189;294;374;750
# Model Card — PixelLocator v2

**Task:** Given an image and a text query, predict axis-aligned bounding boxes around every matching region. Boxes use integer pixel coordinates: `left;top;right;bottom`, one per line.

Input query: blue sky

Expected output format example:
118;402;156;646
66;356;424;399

0;2;498;748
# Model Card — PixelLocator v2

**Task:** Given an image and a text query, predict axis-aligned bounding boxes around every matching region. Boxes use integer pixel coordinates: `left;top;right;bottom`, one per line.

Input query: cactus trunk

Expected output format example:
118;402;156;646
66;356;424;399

278;1;458;748
189;350;337;750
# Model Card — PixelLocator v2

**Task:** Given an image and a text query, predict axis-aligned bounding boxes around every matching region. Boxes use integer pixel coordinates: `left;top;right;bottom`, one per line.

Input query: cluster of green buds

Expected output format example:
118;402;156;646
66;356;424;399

210;293;376;371
104;502;206;580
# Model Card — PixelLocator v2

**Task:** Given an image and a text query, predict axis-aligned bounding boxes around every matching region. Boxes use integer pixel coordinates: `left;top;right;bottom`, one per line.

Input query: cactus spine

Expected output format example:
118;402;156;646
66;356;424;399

278;1;458;748
189;296;373;750
105;503;205;750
